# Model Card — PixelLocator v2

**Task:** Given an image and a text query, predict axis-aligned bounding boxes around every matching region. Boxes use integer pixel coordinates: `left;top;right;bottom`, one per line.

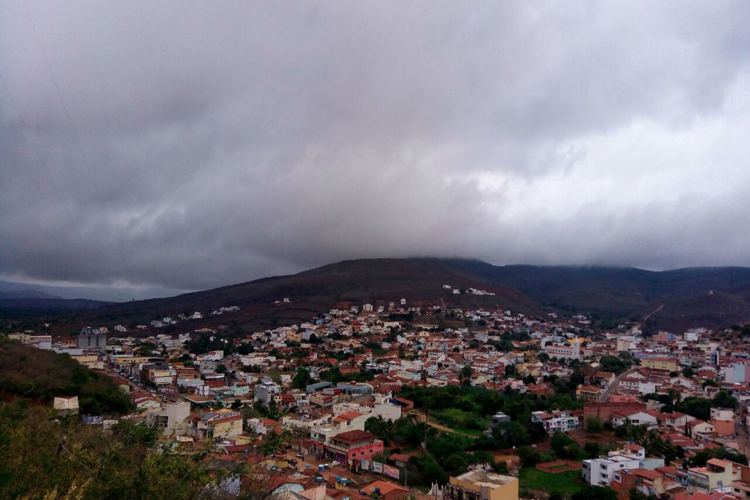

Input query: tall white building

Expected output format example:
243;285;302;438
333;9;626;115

254;379;281;406
582;455;640;486
582;445;652;487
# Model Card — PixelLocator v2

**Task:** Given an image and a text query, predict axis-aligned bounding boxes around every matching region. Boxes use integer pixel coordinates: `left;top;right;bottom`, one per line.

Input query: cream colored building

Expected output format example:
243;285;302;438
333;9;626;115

446;470;518;500
53;396;79;415
113;356;151;366
188;408;243;440
641;358;678;371
688;459;742;493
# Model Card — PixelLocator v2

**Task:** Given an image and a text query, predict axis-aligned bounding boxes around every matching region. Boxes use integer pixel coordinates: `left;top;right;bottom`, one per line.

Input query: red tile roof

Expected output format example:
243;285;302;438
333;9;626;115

333;430;375;443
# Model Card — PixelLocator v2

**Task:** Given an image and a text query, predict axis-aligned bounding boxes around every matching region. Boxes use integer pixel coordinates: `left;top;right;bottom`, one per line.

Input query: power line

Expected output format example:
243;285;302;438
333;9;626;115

22;0;134;280
0;71;92;268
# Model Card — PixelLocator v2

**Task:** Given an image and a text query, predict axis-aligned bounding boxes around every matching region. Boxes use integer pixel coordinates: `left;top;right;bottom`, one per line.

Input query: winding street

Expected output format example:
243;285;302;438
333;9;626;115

734;415;750;457
599;367;638;402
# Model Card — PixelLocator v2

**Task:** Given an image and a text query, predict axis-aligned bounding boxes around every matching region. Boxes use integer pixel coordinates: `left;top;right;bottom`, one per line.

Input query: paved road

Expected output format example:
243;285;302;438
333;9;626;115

599;367;637;402
735;416;750;457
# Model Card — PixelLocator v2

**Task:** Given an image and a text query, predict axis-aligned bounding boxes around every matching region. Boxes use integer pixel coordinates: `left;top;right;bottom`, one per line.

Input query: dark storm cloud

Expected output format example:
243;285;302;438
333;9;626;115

2;1;750;293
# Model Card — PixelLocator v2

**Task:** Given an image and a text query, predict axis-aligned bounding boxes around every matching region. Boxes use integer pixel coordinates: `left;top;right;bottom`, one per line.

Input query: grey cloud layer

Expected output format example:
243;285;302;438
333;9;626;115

2;1;750;291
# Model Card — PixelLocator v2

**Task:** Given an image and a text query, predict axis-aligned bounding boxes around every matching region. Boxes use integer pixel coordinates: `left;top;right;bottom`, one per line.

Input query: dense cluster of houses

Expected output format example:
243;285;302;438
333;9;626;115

11;292;750;500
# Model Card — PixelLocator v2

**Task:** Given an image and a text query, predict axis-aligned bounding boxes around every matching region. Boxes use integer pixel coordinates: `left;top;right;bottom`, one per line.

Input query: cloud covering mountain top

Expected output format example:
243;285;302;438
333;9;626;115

2;1;750;292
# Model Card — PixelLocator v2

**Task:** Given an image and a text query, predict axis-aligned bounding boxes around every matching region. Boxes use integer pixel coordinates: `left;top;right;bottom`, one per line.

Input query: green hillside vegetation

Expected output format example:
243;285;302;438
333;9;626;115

0;401;264;499
0;337;133;415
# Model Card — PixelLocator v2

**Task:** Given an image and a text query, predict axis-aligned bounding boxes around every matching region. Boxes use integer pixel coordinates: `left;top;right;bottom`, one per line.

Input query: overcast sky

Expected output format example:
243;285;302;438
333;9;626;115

2;1;750;296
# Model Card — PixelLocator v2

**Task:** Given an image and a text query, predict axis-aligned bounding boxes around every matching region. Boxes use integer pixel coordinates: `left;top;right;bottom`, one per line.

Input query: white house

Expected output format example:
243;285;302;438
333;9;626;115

582;455;641;487
531;410;582;434
310;411;368;445
710;408;734;421
255;380;281;406
664;412;695;429
611;410;659;429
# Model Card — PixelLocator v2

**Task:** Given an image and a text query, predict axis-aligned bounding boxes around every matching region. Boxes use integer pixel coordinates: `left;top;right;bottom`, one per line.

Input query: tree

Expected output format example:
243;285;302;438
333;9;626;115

664;397;713;421
258;429;289;457
599;355;631;375
0;401;271;499
691;447;748;467
365;416;395;445
308;333;322;344
419;457;448;485
516;446;540;467
713;390;739;410
291;367;311;390
0;338;134;415
237;343;254;355
614;422;649;442
443;454;469;476
493;460;509;474
584;442;602;458
551;432;579;459
492;421;531;448
586;417;604;434
642;429;679;463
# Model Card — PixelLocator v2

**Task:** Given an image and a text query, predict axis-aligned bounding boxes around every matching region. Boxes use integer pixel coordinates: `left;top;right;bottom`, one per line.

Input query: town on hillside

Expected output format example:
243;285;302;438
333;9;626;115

7;289;750;500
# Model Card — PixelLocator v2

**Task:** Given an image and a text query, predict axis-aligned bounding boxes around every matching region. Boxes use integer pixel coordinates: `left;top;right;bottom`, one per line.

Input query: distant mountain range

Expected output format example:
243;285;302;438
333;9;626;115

0;281;111;315
14;258;750;333
0;279;186;303
0;289;62;300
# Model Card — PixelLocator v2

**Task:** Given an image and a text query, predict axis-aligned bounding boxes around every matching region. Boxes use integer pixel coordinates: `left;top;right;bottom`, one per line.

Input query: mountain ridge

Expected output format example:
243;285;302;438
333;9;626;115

7;258;750;333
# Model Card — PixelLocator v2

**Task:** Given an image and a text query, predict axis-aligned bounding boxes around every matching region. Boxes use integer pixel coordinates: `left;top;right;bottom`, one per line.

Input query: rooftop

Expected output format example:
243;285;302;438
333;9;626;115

453;470;517;488
333;430;376;443
362;481;408;496
333;411;363;423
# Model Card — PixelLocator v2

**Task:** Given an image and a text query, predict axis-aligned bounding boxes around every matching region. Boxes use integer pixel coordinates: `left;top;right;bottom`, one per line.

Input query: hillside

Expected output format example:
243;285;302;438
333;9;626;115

0;298;111;317
0;280;113;315
44;258;539;335
449;262;750;331
16;258;750;334
0;337;133;414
